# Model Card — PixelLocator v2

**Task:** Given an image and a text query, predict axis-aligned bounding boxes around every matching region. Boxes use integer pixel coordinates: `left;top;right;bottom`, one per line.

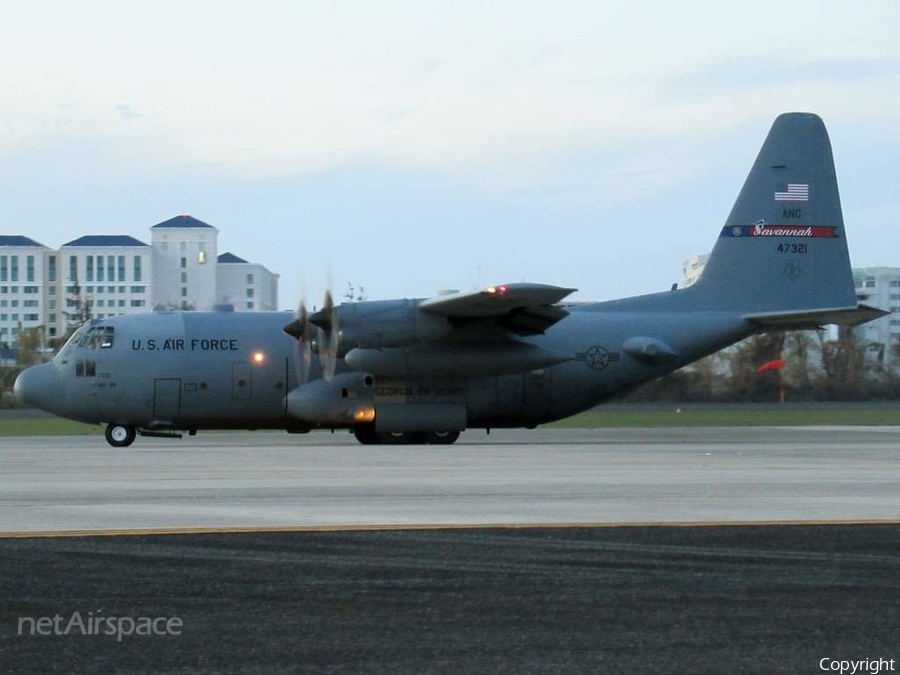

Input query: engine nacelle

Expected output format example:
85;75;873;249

285;372;375;426
330;299;451;353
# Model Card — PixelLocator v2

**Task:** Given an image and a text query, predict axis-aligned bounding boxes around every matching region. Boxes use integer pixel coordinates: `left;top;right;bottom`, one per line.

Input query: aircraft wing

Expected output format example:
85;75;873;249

419;283;576;335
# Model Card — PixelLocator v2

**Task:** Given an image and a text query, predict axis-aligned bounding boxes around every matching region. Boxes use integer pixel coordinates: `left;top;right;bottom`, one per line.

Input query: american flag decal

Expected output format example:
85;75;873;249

774;183;809;201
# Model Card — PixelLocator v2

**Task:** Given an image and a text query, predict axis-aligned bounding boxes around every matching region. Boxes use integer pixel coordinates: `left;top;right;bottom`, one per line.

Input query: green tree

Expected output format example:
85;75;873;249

16;323;45;365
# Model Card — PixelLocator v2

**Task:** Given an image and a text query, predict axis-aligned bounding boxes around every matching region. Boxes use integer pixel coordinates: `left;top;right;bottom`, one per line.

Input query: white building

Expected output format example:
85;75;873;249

0;215;279;352
216;252;280;312
150;215;218;311
0;236;52;350
681;254;709;288
59;235;153;322
853;267;900;365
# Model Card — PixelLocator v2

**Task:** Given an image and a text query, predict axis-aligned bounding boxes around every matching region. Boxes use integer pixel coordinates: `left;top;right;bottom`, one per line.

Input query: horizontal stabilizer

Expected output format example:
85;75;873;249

743;304;888;330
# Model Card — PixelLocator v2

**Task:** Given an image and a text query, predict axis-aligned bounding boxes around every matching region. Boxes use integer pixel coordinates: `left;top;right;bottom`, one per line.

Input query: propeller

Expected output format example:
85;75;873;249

310;287;339;381
283;290;312;385
283;282;340;383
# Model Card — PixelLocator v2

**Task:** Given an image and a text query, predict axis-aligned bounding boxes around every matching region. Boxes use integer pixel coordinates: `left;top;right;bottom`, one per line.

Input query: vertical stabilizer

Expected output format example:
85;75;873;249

692;113;858;313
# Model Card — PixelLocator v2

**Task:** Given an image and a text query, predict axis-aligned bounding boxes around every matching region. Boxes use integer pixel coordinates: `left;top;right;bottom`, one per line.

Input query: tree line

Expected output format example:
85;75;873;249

624;328;900;403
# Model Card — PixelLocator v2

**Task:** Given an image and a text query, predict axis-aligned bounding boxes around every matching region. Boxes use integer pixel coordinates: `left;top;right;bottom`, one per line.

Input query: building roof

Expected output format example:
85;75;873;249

152;215;215;229
0;235;47;248
217;252;248;264
62;235;149;247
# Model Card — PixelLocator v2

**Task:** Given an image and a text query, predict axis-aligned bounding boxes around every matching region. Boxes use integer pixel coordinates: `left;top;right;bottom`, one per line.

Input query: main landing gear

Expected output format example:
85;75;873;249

352;425;460;445
105;423;137;448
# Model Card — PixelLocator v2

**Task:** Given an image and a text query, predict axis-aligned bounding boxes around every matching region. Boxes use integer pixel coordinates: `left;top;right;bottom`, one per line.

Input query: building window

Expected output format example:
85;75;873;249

48;255;56;282
246;301;254;310
134;256;142;282
246;273;254;284
197;251;207;264
107;286;115;293
24;313;38;321
86;255;94;282
118;256;125;282
23;300;38;307
130;300;145;307
49;286;56;296
97;299;105;308
130;286;145;294
118;286;125;293
10;256;18;282
180;257;187;269
180;241;187;252
246;288;254;298
0;256;6;282
181;287;187;297
26;255;34;282
891;281;900;287
181;272;187;283
49;313;56;324
97;257;104;282
69;256;77;282
107;256;114;282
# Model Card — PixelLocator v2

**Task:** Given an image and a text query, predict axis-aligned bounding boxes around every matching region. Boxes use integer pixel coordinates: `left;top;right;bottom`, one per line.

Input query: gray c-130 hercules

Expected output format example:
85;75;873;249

14;113;887;447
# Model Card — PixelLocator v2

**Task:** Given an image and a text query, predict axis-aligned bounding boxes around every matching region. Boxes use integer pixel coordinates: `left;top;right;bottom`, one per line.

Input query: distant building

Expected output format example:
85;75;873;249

853;267;900;365
59;235;153;324
681;254;709;288
150;215;218;311
0;236;52;347
216;252;279;312
0;216;279;350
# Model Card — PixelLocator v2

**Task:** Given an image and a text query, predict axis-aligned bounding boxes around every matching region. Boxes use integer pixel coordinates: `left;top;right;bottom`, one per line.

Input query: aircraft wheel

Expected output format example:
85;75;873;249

426;430;460;445
378;431;414;445
105;423;136;448
353;424;382;445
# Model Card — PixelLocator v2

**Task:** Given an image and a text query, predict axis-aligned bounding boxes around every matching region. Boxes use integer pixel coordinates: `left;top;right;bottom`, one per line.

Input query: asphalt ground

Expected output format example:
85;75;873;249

1;524;898;674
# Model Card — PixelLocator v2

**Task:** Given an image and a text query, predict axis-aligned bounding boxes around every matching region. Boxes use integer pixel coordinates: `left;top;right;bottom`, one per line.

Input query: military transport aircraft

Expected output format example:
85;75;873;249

15;112;886;447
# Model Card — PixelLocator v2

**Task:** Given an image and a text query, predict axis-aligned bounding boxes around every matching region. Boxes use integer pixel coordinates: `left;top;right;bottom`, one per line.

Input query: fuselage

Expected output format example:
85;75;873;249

15;291;755;434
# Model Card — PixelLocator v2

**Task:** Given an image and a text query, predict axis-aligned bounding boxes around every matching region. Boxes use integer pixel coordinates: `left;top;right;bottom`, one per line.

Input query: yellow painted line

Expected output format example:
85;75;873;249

1;519;899;539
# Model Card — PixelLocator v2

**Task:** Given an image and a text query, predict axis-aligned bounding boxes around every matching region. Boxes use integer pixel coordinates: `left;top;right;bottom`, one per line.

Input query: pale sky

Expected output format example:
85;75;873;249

1;0;898;309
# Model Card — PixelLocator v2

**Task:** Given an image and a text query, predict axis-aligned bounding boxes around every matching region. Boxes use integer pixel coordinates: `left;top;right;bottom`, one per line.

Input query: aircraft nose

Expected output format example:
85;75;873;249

14;363;62;411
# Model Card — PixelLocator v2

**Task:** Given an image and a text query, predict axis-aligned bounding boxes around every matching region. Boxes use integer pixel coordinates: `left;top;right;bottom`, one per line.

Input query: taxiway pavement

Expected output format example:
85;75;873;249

1;426;897;533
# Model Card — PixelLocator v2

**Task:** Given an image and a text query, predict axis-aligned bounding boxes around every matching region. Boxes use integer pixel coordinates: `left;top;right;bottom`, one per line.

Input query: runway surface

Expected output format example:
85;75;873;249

2;428;898;672
0;426;898;533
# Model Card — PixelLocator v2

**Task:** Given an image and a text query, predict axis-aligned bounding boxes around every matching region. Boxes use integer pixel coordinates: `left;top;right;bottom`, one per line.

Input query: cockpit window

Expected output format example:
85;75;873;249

78;325;115;349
